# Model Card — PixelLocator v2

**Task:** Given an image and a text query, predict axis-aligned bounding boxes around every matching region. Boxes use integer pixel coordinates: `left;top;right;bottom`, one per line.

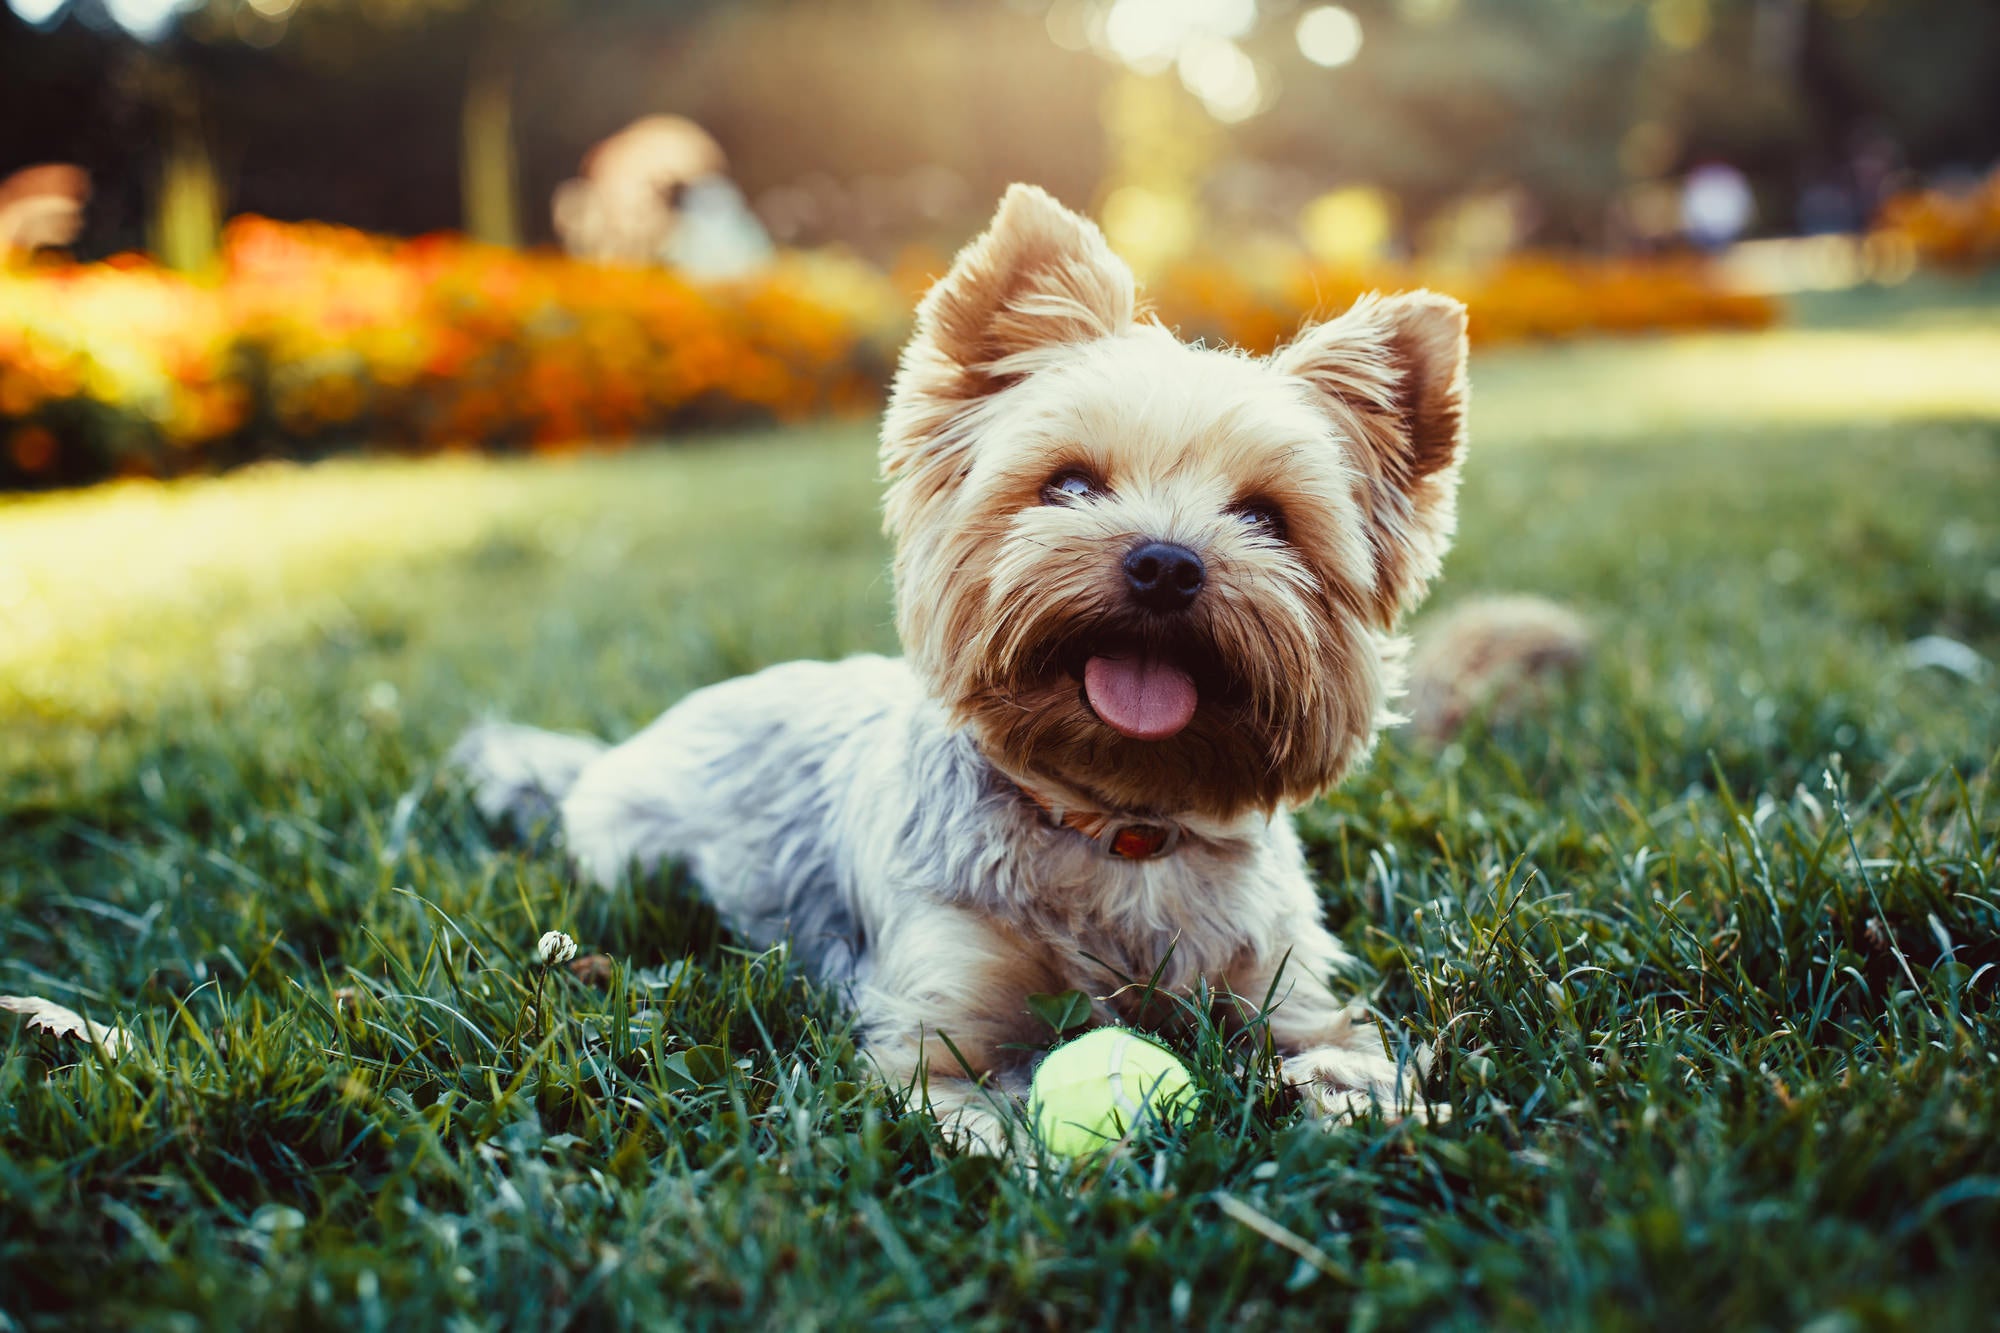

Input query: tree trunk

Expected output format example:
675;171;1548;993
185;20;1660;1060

153;112;221;273
461;53;521;248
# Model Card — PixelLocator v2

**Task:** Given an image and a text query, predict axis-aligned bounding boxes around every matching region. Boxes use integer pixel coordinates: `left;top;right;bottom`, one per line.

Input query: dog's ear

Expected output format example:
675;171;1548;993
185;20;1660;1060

882;186;1135;496
908;184;1134;391
1271;290;1469;626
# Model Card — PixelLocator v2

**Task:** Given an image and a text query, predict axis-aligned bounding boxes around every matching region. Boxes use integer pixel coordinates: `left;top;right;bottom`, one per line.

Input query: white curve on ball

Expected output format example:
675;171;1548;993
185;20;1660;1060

1105;1031;1141;1125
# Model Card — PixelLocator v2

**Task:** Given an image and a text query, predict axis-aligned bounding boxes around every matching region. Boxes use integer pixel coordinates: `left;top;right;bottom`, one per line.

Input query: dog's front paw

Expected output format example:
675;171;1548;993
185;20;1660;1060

1280;1041;1444;1125
933;1100;1016;1158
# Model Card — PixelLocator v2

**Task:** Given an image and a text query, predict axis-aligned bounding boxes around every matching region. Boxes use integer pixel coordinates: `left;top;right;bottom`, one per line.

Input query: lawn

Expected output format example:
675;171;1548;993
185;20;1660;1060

3;298;1998;1329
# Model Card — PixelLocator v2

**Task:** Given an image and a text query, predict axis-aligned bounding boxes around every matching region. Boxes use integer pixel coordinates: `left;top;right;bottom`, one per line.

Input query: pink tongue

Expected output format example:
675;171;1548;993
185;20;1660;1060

1083;655;1198;741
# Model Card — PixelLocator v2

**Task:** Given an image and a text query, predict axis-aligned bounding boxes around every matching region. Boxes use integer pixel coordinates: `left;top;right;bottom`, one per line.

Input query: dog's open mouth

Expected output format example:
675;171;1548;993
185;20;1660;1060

1082;654;1197;741
1052;633;1233;742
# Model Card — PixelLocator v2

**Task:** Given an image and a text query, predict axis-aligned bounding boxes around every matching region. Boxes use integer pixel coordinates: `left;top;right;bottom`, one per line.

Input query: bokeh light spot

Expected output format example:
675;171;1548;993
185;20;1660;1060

1299;186;1395;266
1178;35;1266;123
1205;0;1258;39
103;0;190;40
1101;184;1199;275
1098;0;1262;74
1104;0;1191;73
235;4;287;46
1649;0;1710;49
1296;6;1363;68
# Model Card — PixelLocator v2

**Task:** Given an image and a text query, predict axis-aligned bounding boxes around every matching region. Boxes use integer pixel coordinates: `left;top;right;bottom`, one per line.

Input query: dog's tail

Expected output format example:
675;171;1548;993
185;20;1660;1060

449;721;609;832
1401;595;1591;742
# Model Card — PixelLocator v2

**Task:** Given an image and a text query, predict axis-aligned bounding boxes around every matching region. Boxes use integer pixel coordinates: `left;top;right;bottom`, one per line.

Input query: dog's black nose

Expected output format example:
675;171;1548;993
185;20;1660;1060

1123;541;1205;612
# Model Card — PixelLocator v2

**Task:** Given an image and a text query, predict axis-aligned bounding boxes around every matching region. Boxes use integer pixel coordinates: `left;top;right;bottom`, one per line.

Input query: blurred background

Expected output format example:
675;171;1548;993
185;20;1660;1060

1;0;1997;487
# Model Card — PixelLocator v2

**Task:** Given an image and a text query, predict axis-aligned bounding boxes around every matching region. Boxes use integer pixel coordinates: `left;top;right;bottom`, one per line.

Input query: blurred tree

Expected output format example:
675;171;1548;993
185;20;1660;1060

0;0;720;253
624;0;1113;254
0;13;154;255
187;0;720;247
0;16;235;269
152;97;221;270
1227;0;1998;246
2;0;1996;258
461;32;520;246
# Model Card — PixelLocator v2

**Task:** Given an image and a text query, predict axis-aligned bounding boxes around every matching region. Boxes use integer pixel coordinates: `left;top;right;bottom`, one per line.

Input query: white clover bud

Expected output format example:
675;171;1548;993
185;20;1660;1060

537;931;577;967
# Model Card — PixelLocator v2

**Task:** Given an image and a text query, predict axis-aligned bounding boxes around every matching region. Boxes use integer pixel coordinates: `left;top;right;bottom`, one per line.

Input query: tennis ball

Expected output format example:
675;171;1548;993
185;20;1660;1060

1029;1027;1197;1157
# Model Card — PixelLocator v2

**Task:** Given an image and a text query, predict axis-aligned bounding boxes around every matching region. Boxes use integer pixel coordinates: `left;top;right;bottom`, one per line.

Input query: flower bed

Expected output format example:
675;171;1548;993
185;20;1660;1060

2;219;897;486
1148;250;1776;355
3;216;1777;489
1872;165;2000;273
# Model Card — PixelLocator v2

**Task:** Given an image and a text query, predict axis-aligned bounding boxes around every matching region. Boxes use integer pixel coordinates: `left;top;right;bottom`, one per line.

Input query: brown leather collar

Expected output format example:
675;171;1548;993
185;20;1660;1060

1007;777;1184;861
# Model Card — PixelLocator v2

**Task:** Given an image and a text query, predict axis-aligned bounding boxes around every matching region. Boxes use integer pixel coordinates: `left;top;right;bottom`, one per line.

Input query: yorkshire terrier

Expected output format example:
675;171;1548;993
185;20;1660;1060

453;185;1469;1151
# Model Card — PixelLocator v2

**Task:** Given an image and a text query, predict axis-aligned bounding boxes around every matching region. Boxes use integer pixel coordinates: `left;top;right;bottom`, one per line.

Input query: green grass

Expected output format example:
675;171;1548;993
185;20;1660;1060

3;307;1999;1329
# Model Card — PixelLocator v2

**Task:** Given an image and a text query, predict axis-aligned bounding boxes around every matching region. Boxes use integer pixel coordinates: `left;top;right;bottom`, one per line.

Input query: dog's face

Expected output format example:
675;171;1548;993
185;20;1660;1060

881;186;1469;820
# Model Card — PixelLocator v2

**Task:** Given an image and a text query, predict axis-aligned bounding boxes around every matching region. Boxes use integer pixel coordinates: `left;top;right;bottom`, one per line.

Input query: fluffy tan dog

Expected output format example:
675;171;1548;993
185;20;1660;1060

454;185;1469;1151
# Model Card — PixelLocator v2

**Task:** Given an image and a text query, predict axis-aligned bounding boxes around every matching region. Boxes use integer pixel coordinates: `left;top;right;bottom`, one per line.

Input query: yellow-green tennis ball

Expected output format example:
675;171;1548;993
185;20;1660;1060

1030;1028;1196;1157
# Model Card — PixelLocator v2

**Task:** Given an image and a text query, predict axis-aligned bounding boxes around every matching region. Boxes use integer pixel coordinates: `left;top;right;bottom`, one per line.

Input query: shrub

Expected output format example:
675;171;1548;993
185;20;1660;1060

2;217;1776;489
1872;165;2000;273
1149;250;1776;354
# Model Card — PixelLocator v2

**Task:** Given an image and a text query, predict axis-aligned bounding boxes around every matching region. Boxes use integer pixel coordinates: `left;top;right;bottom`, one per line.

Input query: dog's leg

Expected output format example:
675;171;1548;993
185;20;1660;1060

852;903;1061;1157
902;1073;1018;1157
1274;1009;1437;1125
450;721;608;832
1230;924;1437;1124
554;733;702;889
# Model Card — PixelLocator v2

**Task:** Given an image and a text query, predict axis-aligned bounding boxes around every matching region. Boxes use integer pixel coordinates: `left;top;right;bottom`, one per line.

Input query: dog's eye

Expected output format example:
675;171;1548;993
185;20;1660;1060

1042;470;1101;505
1232;501;1287;540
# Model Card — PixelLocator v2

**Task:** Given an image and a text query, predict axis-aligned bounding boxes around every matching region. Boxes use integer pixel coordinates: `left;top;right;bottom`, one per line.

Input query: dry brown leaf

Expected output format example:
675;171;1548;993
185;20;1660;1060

569;954;617;987
1;994;132;1056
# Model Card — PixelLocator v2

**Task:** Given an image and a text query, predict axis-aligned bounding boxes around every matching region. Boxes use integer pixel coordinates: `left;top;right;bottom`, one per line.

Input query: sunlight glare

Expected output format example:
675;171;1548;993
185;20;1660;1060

6;0;65;24
103;0;190;40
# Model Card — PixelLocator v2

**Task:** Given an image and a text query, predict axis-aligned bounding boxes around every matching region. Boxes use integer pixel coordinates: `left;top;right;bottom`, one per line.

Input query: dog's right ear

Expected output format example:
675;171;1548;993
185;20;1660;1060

882;186;1135;494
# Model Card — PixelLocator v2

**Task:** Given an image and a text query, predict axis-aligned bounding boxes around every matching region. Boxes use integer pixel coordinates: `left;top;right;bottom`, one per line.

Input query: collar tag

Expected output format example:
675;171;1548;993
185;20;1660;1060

1103;823;1178;860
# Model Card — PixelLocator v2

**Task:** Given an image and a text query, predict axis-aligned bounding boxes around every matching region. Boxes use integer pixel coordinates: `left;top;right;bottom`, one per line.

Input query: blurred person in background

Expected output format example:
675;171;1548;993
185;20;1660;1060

551;114;772;277
0;163;87;261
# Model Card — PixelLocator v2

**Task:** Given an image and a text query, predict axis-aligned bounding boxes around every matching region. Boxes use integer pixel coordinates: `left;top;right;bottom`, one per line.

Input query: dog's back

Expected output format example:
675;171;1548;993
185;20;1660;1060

457;655;937;982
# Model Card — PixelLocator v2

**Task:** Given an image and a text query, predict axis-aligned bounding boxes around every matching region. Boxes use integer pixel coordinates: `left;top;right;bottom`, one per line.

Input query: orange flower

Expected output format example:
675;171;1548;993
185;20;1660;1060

7;423;56;473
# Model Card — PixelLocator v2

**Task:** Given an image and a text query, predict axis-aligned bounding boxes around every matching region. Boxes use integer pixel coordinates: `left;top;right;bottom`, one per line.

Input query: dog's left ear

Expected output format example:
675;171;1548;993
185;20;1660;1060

1271;290;1470;626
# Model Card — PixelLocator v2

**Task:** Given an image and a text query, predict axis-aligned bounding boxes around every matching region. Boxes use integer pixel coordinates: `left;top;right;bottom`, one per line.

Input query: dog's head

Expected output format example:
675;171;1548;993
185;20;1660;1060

882;186;1469;820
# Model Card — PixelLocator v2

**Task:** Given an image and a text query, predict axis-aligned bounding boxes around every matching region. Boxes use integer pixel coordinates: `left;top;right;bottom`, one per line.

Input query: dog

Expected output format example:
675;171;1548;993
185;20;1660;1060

452;184;1469;1153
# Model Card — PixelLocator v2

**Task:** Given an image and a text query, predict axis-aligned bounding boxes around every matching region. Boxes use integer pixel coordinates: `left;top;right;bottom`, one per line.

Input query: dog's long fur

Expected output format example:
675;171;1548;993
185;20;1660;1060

453;185;1470;1151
